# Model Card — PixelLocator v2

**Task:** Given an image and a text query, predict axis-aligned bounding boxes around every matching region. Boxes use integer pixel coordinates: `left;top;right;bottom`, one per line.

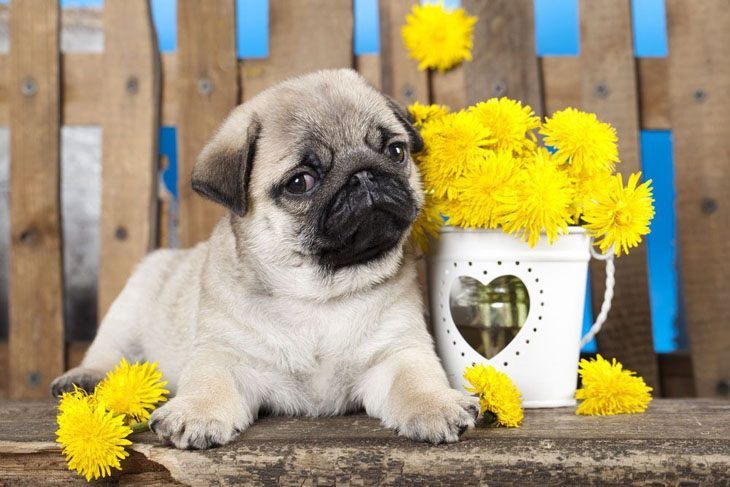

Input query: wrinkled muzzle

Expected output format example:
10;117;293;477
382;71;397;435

318;168;417;269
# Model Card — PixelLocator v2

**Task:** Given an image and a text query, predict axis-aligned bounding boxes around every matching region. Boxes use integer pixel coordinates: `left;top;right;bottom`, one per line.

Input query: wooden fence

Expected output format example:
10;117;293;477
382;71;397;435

0;0;727;400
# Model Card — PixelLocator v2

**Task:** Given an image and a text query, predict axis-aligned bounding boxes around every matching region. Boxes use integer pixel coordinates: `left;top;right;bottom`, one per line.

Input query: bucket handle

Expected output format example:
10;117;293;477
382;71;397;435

580;242;615;347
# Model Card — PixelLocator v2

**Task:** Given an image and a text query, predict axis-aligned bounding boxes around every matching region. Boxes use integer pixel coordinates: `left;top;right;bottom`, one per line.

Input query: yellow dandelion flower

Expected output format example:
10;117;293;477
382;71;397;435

583;172;655;256
408;101;450;128
469;98;541;155
94;359;169;423
541;108;619;176
464;364;523;428
56;387;132;481
448;150;519;229
569;170;613;222
495;148;574;247
419;111;495;199
576;355;653;415
401;2;477;72
411;191;446;252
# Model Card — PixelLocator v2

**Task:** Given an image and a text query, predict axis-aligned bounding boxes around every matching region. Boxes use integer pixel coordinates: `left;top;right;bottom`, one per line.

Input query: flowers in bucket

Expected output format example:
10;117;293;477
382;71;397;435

408;99;655;255
56;359;168;481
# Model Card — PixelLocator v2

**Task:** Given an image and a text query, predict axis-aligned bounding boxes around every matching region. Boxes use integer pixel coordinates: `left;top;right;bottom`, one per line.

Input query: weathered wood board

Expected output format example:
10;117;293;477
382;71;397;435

1;400;728;484
98;0;160;319
577;0;659;391
176;0;238;247
666;0;730;398
240;0;354;102
7;0;64;399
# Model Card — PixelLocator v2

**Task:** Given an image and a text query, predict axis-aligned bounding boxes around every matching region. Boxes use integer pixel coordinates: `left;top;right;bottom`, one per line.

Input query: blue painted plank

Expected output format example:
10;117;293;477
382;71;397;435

581;272;598;352
640;130;681;352
160;127;178;200
236;0;269;58
534;0;579;56
354;0;379;55
151;0;176;53
632;0;668;57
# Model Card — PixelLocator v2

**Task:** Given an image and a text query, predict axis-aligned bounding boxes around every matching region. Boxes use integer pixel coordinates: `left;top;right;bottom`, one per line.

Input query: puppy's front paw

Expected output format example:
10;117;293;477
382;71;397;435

388;389;479;444
149;396;245;450
50;367;105;398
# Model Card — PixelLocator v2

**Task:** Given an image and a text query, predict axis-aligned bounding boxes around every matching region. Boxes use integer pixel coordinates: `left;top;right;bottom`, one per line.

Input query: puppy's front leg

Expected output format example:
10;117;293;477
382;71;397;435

149;348;258;449
357;348;479;444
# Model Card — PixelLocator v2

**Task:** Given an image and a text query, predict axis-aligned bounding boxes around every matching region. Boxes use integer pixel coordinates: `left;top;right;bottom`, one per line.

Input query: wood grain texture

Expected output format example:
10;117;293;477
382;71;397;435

1;400;728;484
98;0;160;319
578;0;659;391
7;0;64;399
356;54;382;91
240;0;353;101
378;0;428;105
638;58;670;130
177;0;238;246
541;56;581;116
456;0;542;114
666;0;730;398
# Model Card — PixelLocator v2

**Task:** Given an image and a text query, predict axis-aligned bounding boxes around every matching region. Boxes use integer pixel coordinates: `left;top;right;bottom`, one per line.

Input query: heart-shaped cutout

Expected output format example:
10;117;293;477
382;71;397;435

449;275;530;359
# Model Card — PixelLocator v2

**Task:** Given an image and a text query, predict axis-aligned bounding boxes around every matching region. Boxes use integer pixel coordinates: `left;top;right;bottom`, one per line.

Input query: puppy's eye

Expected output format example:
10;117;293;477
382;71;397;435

285;173;317;194
386;141;407;163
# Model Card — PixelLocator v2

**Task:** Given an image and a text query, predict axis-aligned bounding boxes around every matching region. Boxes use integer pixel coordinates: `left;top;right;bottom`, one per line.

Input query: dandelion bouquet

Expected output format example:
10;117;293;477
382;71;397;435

409;99;655;255
55;359;168;481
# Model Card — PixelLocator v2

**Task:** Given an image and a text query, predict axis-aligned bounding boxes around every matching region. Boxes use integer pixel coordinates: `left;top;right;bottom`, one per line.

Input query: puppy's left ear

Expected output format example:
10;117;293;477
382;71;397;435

384;95;424;153
192;106;261;217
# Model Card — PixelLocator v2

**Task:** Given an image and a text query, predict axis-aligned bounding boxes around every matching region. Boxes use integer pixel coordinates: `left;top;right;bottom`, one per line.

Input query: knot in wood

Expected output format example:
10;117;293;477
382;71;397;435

20;77;38;97
126;76;139;94
492;80;507;97
701;197;717;214
19;227;40;245
594;83;610;99
115;226;128;241
197;77;214;96
402;85;415;102
693;89;707;103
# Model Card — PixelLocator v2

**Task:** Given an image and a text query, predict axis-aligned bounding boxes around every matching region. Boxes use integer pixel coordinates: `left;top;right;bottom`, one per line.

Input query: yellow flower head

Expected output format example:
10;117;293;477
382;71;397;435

94;359;169;423
582;172;655;256
401;2;477;72
576;354;653;415
419;111;495;199
56;387;132;481
541;108;619;176
408;101;450;128
448;150;519;229
464;364;523;427
411;190;446;252
469;98;541;155
496;148;574;247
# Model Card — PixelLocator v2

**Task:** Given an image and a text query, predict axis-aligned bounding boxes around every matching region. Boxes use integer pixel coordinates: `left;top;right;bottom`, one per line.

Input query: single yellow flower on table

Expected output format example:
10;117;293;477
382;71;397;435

402;2;477;72
496;148;575;247
464;363;523;428
469;98;540;155
408;101;449;128
56;387;133;481
576;355;653;415
583;172;655;256
541;108;619;176
94;358;169;423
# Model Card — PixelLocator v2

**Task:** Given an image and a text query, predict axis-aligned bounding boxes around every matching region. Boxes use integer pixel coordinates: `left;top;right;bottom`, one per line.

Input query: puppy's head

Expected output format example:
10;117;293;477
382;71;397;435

193;69;424;294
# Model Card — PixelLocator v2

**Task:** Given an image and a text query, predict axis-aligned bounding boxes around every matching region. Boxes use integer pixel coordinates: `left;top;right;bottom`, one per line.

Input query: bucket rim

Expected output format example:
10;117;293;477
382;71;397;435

437;225;587;236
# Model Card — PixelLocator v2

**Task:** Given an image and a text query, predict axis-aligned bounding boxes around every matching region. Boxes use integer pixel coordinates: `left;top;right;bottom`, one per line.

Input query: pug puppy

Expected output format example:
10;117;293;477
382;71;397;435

51;69;478;449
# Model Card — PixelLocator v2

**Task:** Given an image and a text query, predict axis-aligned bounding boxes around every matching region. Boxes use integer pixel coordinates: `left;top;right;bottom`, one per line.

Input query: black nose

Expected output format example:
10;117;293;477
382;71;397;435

348;169;376;188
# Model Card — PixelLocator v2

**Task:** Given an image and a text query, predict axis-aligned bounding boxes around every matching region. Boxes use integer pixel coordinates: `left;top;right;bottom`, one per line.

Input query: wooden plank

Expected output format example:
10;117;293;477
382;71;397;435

637;58;670;130
98;0;160;318
378;0;428;105
61;53;102;125
7;0;64;399
0;343;6;400
240;0;354;101
430;67;467;110
1;400;729;484
578;0;659;391
658;352;696;398
356;54;382;91
177;0;238;246
541;56;581;115
160;52;177;126
666;0;730;398
440;0;542;114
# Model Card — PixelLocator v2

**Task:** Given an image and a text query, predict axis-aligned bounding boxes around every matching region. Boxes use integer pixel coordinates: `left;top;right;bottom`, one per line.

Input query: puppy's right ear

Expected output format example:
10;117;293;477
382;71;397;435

192;107;261;217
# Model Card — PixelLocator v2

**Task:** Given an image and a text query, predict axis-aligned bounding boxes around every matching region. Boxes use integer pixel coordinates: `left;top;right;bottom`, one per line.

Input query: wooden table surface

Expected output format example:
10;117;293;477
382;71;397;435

1;399;728;485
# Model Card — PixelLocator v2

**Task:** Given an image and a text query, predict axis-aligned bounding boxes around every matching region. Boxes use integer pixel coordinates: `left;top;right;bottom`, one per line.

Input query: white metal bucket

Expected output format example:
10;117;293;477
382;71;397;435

428;226;594;408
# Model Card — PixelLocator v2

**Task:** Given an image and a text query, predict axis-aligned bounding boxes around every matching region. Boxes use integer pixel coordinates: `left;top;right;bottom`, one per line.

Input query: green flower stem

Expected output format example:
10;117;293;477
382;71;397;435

130;421;149;434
